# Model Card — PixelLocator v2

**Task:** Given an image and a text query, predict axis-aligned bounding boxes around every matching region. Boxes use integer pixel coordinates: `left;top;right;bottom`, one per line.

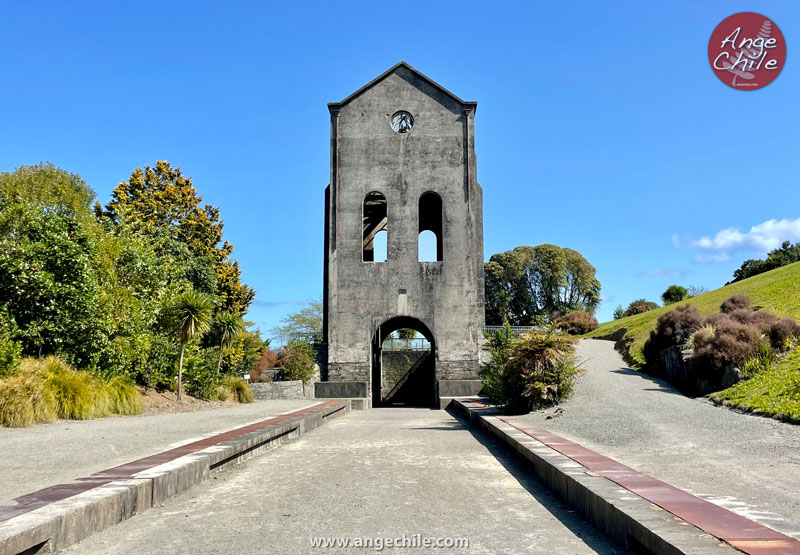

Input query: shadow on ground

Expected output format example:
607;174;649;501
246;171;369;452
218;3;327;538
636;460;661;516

444;407;626;554
609;368;692;397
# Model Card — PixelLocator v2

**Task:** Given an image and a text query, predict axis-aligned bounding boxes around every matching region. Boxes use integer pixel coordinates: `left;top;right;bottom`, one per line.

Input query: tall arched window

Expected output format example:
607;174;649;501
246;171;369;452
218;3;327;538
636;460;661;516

418;192;442;261
363;192;387;262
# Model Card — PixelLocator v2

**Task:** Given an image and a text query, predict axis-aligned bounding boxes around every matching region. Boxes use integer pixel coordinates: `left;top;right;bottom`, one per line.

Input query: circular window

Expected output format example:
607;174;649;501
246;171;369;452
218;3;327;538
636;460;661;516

391;111;414;133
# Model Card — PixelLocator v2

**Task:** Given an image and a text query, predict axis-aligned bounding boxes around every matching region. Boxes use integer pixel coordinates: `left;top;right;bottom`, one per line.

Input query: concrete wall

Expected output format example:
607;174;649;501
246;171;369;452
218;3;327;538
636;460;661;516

323;62;485;399
250;381;313;401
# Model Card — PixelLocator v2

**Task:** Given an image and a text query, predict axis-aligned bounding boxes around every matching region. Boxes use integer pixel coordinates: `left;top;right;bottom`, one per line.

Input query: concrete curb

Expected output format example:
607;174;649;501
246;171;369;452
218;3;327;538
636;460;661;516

451;399;737;555
0;400;351;555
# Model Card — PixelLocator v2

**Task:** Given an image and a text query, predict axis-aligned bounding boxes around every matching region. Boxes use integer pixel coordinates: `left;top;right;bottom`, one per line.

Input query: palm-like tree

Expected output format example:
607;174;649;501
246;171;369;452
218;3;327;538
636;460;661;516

215;311;244;374
170;290;214;400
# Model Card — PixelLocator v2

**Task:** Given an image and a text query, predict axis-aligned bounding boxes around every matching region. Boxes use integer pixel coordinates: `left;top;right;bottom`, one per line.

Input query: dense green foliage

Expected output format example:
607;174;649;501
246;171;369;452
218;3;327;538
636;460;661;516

731;241;800;283
480;324;579;414
0;162;262;405
0;311;22;378
280;339;317;383
485;244;601;325
661;285;688;305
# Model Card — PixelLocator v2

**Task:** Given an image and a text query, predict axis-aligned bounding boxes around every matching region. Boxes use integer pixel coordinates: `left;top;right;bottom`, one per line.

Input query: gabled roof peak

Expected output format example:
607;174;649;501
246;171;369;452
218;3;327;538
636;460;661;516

328;61;476;113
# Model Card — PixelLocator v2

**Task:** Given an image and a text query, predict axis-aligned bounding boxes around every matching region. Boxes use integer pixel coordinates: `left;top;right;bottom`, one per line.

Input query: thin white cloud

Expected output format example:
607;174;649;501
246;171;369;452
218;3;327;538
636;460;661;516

692;253;731;264
671;234;680;248
690;218;800;253
636;268;689;278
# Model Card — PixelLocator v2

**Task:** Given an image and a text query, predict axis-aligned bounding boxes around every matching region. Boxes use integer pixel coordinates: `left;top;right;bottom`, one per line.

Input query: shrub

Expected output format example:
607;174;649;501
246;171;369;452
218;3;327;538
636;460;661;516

720;294;751;313
106;377;143;415
740;343;777;380
624;299;659;317
643;304;702;366
480;324;578;414
183;363;219;400
256;349;279;371
279;339;317;383
661;285;688;305
0;363;58;427
222;375;254;403
693;319;766;375
725;308;776;332
0;356;143;426
768;318;800;350
687;324;716;353
555;311;598;335
42;357;110;419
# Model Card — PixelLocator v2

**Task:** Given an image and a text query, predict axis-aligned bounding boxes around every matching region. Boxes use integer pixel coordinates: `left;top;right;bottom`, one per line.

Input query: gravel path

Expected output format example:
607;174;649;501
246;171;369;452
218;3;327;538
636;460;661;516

0;399;315;506
65;408;619;554
510;339;800;537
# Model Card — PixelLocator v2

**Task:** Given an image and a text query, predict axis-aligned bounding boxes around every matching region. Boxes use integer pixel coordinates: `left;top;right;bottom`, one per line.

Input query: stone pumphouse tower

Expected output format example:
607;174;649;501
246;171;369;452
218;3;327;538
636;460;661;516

321;62;484;408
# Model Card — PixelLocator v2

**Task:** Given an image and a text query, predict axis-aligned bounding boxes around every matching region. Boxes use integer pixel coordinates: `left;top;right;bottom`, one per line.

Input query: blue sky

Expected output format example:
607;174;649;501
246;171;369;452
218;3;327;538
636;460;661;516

1;1;798;336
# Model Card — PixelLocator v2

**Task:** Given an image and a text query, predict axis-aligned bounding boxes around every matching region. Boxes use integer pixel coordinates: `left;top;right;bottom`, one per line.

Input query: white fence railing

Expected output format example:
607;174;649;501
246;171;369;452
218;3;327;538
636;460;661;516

382;337;431;351
480;326;537;338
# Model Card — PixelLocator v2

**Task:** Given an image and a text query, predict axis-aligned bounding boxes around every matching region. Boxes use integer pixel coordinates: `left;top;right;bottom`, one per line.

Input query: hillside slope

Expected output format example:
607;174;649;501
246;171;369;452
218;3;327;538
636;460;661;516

588;261;800;365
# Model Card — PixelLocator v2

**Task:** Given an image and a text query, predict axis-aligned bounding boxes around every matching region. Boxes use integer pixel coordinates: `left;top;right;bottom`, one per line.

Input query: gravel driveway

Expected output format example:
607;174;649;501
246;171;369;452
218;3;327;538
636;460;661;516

0;399;315;506
509;339;800;538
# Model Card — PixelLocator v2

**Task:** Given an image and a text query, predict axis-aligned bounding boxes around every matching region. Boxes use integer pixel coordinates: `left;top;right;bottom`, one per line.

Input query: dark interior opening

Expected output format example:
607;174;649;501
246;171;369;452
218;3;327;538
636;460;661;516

371;316;435;407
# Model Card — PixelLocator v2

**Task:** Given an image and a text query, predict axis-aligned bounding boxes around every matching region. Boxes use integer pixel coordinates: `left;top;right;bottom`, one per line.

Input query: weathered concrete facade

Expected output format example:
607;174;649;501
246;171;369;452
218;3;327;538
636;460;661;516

322;62;484;403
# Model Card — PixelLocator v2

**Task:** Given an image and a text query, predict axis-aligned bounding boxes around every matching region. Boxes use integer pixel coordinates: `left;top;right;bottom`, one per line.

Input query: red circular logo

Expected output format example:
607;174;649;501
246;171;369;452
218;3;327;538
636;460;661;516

708;12;786;90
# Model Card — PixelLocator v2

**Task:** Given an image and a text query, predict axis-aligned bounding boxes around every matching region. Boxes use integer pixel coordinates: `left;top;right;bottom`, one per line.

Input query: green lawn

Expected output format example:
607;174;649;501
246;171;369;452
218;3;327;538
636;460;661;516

587;261;800;422
709;348;800;422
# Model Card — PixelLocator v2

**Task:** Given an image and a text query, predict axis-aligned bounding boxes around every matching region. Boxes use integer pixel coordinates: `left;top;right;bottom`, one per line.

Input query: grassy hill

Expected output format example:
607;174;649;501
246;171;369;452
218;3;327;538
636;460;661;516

588;261;800;365
587;261;800;422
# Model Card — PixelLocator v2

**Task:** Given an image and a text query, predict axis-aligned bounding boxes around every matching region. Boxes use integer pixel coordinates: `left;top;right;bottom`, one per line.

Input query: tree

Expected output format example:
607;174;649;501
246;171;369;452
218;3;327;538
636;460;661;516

0;162;95;225
0;204;104;367
169;291;214;400
270;301;323;345
686;285;709;297
731;241;800;283
0;165;108;368
613;305;625;320
661;285;688;305
624;299;659;317
105;161;255;315
279;339;316;383
395;328;417;340
214;312;244;374
484;245;601;325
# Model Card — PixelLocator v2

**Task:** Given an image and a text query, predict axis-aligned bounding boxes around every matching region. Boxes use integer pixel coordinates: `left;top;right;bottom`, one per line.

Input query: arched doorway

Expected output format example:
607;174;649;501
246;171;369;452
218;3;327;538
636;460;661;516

371;317;435;407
